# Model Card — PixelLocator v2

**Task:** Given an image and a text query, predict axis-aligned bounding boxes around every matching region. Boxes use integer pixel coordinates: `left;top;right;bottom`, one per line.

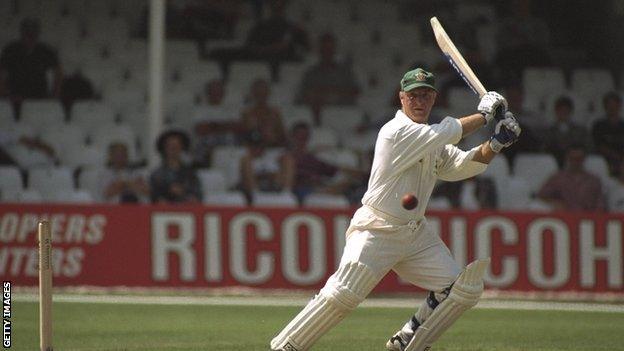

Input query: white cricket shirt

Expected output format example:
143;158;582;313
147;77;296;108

361;110;487;221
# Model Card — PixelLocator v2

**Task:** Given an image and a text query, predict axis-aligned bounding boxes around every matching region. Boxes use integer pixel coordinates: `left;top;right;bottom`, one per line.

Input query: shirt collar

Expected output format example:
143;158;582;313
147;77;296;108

396;109;425;125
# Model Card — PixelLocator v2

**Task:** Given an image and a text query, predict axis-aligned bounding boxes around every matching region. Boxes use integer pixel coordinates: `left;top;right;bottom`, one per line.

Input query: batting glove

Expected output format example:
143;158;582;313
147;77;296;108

478;91;508;124
489;112;521;153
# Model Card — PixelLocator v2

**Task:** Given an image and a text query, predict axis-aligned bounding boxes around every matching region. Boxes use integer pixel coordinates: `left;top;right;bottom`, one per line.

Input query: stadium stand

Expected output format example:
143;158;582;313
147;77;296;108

0;0;622;212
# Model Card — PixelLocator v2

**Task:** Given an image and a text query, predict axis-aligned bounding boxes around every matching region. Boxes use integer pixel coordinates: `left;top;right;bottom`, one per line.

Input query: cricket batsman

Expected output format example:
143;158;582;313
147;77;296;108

270;68;521;351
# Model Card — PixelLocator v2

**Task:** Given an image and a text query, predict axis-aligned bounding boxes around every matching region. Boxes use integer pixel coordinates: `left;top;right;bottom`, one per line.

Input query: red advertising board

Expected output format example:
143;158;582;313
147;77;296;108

1;204;622;294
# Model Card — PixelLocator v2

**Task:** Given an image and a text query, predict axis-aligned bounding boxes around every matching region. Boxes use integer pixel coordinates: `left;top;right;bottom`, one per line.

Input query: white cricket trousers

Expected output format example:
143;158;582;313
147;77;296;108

342;206;461;292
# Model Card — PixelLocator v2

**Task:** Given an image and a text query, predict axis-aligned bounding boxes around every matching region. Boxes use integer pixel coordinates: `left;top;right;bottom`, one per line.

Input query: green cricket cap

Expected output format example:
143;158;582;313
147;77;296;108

400;68;437;92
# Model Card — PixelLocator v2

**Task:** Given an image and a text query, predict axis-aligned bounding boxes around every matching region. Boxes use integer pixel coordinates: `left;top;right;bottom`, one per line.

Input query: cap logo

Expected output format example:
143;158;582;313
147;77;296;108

415;72;427;81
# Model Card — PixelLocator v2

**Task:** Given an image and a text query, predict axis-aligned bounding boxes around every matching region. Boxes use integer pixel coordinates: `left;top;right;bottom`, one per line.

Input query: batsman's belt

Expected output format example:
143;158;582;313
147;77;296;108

350;205;424;232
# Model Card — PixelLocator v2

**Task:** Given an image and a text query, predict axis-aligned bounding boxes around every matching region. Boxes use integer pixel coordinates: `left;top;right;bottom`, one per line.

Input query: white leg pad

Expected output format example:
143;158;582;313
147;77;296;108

270;262;379;351
405;258;490;351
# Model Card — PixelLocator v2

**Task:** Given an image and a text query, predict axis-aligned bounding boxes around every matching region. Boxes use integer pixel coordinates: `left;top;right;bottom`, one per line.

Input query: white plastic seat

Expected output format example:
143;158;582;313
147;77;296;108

211;146;247;188
5;144;54;169
78;168;104;202
309;127;338;151
0;165;23;191
478;153;510;191
281;105;314;129
39;123;87;157
197;168;228;195
513;153;559;194
29;167;74;200
571;68;615;102
342;130;378;153
71;101;117;133
252;191;298;208
428;197;452;210
522;68;566;109
20;100;65;134
499;176;532;210
320;106;364;133
303;193;350;209
61;144;105;170
51;189;94;204
228;62;272;86
584;154;610;184
203;191;247;207
0;100;14;126
15;188;43;203
316;148;359;168
527;199;554;212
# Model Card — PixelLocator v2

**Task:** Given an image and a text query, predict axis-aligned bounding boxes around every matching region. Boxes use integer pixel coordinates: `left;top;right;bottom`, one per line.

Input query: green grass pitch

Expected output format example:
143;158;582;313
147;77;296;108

10;301;624;350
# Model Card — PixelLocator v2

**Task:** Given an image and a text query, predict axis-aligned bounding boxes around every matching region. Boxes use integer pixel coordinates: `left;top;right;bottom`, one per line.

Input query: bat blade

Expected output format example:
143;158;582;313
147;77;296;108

430;16;487;97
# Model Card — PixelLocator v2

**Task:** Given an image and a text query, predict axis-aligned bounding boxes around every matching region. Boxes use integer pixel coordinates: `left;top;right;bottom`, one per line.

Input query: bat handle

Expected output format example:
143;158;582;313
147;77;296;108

493;104;506;122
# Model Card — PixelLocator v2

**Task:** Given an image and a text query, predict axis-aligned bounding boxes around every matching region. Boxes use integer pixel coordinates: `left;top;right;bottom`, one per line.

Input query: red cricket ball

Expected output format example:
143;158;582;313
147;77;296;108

401;193;418;210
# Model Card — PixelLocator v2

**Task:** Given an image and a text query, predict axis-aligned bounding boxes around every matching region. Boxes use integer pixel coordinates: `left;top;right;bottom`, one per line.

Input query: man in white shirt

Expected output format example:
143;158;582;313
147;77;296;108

270;68;521;351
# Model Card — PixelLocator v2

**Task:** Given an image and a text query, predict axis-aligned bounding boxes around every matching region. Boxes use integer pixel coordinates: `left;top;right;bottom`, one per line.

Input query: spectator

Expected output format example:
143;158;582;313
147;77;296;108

0;129;55;166
544;96;590;167
210;0;309;80
537;144;604;211
0;18;63;109
604;162;624;212
591;92;624;175
239;131;293;203
296;33;360;117
193;79;238;166
150;130;202;203
240;78;287;147
433;177;497;210
287;122;364;203
201;79;226;106
100;142;149;203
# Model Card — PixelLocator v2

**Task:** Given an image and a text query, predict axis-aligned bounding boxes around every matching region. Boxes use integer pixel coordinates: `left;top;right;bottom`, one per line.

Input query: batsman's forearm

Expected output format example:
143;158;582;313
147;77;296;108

459;113;486;137
472;140;497;164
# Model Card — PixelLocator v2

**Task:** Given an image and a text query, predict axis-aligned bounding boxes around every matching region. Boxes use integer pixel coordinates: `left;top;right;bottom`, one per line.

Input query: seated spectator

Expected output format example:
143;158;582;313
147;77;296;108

0;129;55;165
239;131;293;203
591;92;624;175
150;130;202;203
240;78;287;147
544;96;589;167
193;79;238;166
201;79;226;107
0;18;63;109
287;122;365;203
100;142;150;203
210;0;309;80
537;144;604;211
296;33;360;117
458;176;498;210
604;162;624;212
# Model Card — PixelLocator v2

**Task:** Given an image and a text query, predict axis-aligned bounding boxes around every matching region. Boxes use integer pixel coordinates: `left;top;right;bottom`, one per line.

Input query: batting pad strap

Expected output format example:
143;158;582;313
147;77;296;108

405;258;490;351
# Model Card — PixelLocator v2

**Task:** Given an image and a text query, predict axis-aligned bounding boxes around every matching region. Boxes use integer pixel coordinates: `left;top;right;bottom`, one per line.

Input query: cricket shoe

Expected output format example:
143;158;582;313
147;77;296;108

385;330;412;351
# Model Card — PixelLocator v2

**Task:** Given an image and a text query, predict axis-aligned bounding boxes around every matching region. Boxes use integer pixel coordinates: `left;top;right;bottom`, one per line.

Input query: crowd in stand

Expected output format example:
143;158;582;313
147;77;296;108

0;0;623;212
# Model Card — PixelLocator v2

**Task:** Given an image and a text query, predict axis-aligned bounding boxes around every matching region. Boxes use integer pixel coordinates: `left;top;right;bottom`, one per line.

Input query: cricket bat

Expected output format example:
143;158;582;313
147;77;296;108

430;16;487;98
